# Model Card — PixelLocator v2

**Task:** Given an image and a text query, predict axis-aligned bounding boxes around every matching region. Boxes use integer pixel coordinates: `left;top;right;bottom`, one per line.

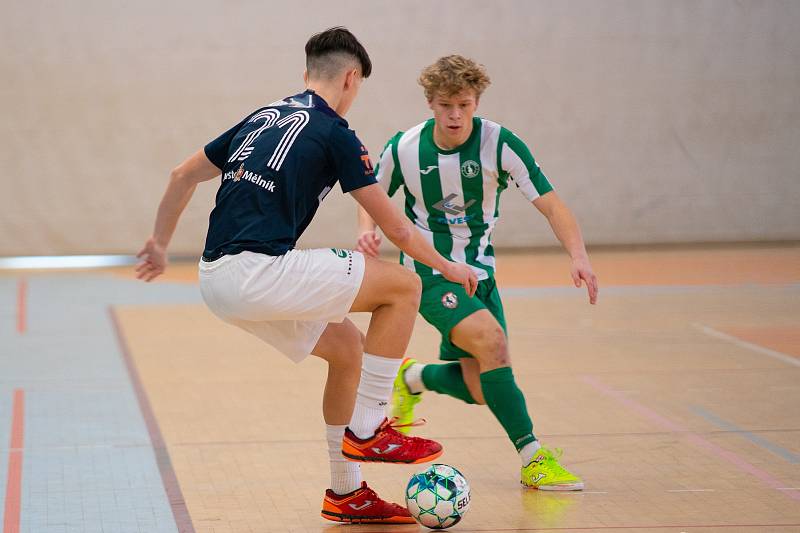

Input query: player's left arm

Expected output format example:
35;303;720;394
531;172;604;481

533;191;598;304
356;133;404;257
500;127;597;303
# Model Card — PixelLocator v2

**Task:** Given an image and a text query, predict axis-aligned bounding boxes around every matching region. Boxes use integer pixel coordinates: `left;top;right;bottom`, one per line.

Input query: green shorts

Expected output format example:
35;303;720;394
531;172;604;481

418;275;507;361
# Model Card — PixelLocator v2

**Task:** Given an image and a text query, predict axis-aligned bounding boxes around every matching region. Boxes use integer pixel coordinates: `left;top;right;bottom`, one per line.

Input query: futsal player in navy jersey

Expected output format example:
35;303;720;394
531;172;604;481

136;27;477;524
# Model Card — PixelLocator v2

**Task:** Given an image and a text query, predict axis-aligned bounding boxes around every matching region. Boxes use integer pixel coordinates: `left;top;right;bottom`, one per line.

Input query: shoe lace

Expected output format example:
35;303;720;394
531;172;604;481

361;485;406;513
538;447;572;477
382;418;435;454
387;416;426;431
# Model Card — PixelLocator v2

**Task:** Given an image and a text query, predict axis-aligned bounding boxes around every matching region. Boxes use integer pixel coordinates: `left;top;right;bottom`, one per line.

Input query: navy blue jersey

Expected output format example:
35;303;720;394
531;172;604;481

202;90;376;260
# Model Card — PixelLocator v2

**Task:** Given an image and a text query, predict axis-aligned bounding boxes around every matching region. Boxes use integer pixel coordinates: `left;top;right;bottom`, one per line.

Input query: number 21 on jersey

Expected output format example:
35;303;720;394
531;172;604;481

227;109;310;171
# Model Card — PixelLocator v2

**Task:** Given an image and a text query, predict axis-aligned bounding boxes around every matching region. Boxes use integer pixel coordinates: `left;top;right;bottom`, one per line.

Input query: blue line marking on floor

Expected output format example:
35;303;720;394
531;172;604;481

690;405;800;464
0;274;201;532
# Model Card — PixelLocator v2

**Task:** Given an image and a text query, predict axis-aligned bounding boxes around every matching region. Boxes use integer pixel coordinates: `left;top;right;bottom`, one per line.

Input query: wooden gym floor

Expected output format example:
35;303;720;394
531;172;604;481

1;243;799;532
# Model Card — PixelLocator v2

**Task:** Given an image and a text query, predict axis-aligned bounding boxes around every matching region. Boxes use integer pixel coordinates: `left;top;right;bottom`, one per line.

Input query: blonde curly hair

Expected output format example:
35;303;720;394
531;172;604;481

418;55;491;101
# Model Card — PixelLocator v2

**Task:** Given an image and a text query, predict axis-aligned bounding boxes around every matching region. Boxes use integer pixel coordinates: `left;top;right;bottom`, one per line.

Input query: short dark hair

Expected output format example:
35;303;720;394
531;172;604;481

305;27;372;80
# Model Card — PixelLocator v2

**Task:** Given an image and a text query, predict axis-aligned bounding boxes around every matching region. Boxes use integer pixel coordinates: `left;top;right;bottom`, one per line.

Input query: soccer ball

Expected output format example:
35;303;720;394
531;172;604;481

405;464;471;529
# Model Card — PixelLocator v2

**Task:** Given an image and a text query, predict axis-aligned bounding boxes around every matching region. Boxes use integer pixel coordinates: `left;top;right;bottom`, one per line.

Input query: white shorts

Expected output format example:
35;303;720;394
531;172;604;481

198;249;366;362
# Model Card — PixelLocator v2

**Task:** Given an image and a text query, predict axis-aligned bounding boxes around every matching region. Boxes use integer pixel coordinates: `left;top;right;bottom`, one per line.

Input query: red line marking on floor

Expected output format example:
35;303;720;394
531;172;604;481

582;375;800;503
109;307;196;533
16;279;26;334
3;389;25;533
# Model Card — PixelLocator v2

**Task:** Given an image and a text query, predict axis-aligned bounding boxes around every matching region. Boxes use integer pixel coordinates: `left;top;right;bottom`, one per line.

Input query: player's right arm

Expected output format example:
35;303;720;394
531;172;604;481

356;205;380;257
135;150;219;282
335;128;475;294
351;184;477;297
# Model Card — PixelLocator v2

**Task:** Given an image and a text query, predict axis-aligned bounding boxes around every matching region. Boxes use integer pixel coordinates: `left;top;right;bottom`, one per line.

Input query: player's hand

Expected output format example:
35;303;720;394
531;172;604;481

442;262;478;297
135;237;168;282
356;230;382;258
571;255;598;304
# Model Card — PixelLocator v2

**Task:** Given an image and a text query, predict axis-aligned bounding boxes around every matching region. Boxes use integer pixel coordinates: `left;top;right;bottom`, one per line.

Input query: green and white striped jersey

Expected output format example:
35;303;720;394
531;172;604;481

375;117;553;280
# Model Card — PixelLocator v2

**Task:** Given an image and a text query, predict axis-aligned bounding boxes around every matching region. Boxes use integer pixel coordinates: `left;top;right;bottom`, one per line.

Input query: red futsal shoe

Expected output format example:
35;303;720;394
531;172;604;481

342;417;443;464
321;481;415;524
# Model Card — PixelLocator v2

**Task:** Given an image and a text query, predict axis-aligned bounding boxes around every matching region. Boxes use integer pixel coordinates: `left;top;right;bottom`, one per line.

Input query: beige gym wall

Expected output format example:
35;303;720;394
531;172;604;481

1;0;798;256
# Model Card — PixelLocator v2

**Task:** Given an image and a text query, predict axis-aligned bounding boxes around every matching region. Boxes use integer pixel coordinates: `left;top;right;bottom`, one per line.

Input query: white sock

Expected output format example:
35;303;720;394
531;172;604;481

326;424;362;495
404;362;427;394
519;440;542;466
348;353;402;439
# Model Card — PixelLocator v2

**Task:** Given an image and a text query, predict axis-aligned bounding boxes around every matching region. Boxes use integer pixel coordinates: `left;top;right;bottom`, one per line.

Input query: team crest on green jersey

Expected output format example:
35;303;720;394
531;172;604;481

441;292;459;309
460;160;480;178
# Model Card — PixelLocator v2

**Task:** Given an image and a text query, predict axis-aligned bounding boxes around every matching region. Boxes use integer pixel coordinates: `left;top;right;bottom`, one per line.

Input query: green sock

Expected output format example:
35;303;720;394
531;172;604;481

480;367;536;450
420;363;477;404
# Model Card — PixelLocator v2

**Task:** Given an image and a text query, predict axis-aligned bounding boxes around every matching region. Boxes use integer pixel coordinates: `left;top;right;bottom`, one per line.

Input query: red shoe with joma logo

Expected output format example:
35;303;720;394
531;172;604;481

341;417;443;464
321;482;415;524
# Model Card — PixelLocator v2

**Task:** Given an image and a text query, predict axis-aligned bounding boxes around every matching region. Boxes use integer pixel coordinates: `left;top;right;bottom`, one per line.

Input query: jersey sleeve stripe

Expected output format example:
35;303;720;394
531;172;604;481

499;127;553;202
389;134;404;196
374;141;395;193
501;144;539;201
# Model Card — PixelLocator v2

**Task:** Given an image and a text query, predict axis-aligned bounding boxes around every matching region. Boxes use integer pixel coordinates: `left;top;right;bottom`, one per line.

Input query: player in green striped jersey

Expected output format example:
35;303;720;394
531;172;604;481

356;55;598;490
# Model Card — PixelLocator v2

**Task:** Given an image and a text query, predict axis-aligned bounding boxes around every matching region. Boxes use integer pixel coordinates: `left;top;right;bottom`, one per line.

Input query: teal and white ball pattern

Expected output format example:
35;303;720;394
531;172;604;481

405;464;471;529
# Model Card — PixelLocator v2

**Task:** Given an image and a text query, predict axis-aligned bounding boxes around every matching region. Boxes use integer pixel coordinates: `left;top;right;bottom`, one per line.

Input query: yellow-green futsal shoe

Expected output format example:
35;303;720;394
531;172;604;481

390;358;422;434
521;448;584;491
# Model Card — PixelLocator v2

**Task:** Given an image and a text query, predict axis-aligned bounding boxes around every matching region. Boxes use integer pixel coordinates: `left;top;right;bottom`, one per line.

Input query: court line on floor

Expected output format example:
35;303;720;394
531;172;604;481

690;405;800;464
15;279;25;335
159;426;800;449
581;375;800;503
110;307;195;533
0;443;149;453
3;389;24;533
445;523;800;531
693;323;800;368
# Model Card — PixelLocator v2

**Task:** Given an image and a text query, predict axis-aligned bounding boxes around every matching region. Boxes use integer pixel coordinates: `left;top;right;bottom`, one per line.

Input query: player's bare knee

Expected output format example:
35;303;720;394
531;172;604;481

494;333;511;366
397;268;422;307
408;272;422;306
473;327;509;369
346;324;365;352
323;323;363;368
331;343;362;372
492;343;511;368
